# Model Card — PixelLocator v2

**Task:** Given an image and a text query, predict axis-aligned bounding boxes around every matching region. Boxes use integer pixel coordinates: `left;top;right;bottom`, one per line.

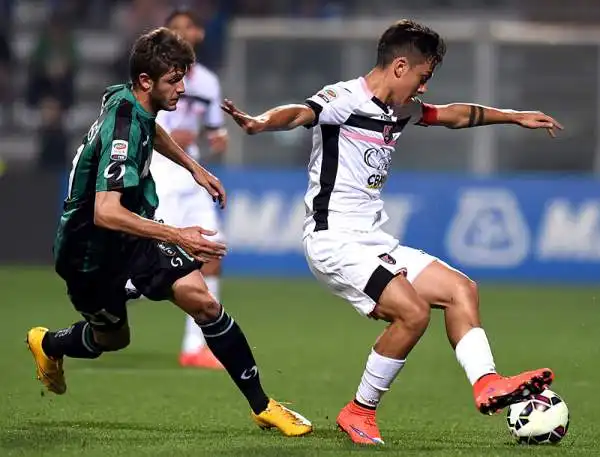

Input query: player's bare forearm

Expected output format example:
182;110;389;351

154;123;197;172
433;104;518;129
94;191;179;244
221;99;315;134
258;104;315;131
431;103;563;136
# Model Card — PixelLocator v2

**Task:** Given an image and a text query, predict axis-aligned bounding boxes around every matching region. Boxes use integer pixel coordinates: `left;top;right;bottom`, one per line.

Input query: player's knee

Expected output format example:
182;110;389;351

201;259;221;277
92;326;130;351
189;295;221;324
453;277;479;311
173;278;221;323
385;298;430;334
402;301;431;334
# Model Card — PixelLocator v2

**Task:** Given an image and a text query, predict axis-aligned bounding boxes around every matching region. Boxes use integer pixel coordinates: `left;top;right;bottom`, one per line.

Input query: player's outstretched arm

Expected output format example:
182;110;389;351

154;123;226;208
221;99;315;134
428;103;564;137
94;191;226;262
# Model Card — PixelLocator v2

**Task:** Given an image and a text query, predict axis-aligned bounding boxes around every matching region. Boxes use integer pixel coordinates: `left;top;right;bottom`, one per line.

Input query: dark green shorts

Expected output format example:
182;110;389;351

57;237;202;330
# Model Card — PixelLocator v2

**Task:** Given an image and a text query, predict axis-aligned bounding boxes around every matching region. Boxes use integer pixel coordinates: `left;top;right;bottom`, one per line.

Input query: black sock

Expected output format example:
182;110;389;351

200;308;269;414
42;321;103;359
354;399;377;410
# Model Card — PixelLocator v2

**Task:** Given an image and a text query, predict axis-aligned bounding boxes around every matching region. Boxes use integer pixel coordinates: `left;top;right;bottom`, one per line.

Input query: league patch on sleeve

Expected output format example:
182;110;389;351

316;87;338;103
110;140;128;161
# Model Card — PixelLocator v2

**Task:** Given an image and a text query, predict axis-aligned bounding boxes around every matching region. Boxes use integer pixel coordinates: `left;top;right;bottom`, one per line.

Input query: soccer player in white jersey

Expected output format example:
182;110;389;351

153;9;228;368
222;20;564;445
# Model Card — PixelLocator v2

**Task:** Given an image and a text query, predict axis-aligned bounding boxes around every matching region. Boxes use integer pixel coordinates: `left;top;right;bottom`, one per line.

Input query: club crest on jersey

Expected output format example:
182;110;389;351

383;125;394;144
378;253;397;265
110;140;128;162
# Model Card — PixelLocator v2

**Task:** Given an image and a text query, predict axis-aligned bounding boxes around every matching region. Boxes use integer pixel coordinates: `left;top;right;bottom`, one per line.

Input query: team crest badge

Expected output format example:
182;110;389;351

383;125;394;144
378;253;396;265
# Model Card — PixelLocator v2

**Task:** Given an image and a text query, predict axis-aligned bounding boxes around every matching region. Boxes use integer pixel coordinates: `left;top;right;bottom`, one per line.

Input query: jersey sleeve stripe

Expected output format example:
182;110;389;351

113;99;134;141
304;100;323;128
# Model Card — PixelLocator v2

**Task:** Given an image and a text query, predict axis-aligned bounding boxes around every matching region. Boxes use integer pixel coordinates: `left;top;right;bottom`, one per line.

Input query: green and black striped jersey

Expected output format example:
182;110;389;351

54;84;158;274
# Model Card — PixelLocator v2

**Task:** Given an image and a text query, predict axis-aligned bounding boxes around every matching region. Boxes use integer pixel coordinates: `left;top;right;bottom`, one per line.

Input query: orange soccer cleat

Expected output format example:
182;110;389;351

474;368;554;415
336;401;384;445
179;347;224;369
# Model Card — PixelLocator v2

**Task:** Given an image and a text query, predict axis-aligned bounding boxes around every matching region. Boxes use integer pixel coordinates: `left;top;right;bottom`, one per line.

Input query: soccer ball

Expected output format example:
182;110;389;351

506;389;569;444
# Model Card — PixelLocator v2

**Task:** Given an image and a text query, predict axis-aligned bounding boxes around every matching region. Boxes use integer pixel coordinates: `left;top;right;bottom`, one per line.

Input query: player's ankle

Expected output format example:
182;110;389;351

352;399;377;414
474;372;502;387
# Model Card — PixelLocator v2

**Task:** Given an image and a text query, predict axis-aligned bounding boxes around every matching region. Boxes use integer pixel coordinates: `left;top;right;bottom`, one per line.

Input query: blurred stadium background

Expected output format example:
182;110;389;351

1;1;600;456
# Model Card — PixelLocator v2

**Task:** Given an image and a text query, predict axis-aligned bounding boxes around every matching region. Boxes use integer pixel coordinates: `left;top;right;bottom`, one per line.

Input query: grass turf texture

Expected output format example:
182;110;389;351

1;267;599;456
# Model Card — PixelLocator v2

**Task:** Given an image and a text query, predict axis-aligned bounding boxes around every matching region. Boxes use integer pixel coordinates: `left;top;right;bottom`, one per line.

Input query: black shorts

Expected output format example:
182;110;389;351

59;238;202;330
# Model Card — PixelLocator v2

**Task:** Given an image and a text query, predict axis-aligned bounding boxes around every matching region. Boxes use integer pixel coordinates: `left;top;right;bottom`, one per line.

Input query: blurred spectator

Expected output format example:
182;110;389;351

0;28;12;128
26;15;79;110
292;0;345;19
0;0;14;28
45;0;113;28
36;97;69;172
235;0;274;17
193;0;233;71
112;0;169;81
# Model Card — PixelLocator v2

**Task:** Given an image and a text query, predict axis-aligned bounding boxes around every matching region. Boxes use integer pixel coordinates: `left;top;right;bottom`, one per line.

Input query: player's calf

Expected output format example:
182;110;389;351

172;271;269;414
92;325;131;352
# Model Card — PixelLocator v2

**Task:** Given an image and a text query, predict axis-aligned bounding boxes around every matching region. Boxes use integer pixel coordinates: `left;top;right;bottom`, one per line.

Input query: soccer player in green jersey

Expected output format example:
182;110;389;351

25;27;312;437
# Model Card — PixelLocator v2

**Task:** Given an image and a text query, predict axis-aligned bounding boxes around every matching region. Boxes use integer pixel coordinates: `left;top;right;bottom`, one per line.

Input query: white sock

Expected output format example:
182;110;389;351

181;276;220;354
455;327;497;385
355;349;406;408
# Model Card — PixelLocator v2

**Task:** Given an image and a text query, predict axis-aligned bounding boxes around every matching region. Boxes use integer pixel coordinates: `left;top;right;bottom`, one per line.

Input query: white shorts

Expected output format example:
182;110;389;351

303;229;439;317
155;186;224;243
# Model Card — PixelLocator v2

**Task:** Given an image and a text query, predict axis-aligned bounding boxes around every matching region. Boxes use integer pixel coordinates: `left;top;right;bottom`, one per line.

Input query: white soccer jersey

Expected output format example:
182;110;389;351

151;63;224;191
302;77;436;236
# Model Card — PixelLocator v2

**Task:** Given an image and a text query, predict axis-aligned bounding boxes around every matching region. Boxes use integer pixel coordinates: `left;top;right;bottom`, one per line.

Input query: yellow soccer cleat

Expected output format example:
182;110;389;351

252;399;313;437
26;327;66;395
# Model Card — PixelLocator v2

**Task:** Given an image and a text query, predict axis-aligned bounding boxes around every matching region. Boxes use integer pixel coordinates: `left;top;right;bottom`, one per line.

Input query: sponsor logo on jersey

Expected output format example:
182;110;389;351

364;148;392;172
367;173;387;189
103;162;126;181
110;140;128;162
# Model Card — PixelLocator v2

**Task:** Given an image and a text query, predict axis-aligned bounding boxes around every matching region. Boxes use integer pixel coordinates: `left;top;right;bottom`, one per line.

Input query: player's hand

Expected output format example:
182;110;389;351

176;226;227;263
191;166;227;209
221;99;266;135
515;111;564;138
207;128;229;154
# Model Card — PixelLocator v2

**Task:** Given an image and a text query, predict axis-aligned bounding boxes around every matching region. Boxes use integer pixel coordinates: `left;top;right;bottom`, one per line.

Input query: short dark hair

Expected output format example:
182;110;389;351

129;27;195;84
376;20;446;68
164;7;202;27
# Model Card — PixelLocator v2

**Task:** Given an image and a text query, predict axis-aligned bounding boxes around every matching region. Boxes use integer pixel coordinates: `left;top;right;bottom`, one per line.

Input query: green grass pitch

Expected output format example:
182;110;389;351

1;267;599;456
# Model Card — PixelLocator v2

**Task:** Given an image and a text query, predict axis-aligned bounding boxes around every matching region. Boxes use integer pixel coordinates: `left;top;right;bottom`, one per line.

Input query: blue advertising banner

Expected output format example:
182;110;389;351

214;168;600;282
